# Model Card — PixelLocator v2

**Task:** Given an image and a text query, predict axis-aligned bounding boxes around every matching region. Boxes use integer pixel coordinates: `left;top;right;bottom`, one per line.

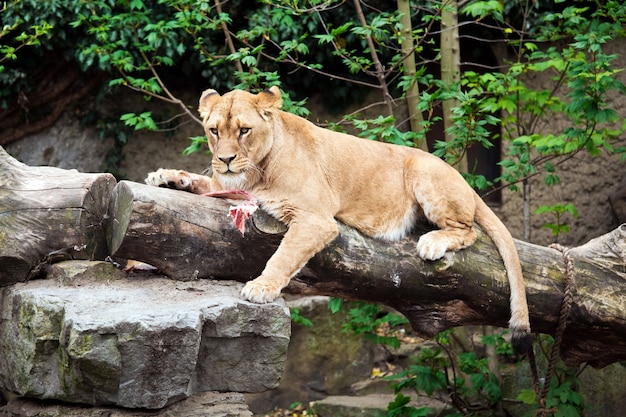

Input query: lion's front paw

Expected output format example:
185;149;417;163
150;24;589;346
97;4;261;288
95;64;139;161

145;169;193;191
416;231;451;260
241;278;282;304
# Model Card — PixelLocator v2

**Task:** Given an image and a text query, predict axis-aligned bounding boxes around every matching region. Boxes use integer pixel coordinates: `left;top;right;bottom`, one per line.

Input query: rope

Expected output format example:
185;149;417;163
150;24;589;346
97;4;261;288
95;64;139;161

528;243;576;417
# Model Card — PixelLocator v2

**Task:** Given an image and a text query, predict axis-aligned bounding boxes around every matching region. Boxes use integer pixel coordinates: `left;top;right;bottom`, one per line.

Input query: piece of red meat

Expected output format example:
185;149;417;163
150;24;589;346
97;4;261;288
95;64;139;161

202;190;258;236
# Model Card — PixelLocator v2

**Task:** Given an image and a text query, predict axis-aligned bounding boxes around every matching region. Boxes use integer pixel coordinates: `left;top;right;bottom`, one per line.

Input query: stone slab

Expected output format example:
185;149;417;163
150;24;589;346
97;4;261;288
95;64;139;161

0;261;290;409
0;391;252;417
312;394;452;417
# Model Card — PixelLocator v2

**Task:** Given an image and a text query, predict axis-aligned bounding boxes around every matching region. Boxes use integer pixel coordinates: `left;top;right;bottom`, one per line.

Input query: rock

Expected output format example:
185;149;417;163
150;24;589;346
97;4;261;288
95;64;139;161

609;182;626;223
313;394;394;417
0;261;290;409
313;394;393;417
4;114;115;174
0;391;252;416
246;296;383;414
312;394;451;417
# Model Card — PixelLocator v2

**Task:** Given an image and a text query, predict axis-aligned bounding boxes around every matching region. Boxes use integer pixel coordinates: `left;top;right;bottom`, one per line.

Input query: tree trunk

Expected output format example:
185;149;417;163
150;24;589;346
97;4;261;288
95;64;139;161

1;147;625;368
107;180;626;368
0;147;115;285
396;0;428;151
440;0;467;172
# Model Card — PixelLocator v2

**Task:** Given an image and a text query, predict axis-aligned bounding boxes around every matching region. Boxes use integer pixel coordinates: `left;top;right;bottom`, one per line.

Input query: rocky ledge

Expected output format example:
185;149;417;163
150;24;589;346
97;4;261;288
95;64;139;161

0;261;291;410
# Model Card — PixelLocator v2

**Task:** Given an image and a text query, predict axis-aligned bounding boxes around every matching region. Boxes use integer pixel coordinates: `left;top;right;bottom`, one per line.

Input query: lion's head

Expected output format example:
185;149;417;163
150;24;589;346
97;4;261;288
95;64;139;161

198;86;282;190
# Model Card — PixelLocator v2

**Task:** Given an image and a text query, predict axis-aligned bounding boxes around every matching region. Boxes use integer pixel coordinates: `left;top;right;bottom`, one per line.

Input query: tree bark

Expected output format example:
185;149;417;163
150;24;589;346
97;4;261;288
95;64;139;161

0;147;115;285
396;0;428;151
1;147;625;368
107;180;626;368
440;0;467;172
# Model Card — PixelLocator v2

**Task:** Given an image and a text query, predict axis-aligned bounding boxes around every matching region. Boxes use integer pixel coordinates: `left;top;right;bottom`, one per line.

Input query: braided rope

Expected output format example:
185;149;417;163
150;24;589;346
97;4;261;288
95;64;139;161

529;243;576;417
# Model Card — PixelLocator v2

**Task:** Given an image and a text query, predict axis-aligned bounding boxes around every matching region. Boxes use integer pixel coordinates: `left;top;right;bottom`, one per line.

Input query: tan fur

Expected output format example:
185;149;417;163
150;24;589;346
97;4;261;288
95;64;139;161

146;86;532;352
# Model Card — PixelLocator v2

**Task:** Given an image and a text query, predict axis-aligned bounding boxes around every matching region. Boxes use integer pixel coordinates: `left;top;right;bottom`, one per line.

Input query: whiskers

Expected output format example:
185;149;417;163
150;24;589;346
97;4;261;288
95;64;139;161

213;158;265;190
244;162;265;184
202;165;213;177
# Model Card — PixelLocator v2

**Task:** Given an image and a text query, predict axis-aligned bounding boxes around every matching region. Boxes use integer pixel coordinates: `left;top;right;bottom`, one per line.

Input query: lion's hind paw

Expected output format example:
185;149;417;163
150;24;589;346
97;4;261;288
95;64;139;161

416;231;451;260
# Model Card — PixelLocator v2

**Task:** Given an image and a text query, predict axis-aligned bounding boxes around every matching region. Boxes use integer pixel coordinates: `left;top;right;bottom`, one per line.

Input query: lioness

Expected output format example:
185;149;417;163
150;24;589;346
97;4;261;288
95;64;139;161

146;86;532;353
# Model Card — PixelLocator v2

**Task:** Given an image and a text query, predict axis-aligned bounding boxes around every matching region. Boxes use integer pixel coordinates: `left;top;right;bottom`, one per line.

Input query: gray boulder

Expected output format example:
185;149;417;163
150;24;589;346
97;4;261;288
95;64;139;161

0;261;290;409
1;391;252;417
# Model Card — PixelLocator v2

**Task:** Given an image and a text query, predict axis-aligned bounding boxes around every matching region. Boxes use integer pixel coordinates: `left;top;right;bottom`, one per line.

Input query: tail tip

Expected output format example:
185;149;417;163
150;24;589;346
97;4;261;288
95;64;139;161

511;327;533;354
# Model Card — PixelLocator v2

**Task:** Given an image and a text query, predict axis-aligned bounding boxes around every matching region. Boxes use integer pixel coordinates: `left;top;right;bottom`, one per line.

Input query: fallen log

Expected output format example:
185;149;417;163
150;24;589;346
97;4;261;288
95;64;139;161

107;180;626;368
2;147;625;368
0;147;115;285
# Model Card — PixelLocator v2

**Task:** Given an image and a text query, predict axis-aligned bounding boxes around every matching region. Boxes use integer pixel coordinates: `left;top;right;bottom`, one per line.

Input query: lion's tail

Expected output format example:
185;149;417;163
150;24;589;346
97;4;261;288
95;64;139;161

474;194;532;354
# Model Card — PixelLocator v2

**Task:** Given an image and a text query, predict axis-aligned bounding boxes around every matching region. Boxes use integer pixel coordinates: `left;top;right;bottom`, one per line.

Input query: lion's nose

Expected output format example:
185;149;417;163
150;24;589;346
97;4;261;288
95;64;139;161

218;155;237;165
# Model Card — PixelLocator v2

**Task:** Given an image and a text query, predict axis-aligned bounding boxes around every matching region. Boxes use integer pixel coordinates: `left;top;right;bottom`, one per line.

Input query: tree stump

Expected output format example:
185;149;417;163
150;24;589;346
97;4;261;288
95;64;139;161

0;147;115;285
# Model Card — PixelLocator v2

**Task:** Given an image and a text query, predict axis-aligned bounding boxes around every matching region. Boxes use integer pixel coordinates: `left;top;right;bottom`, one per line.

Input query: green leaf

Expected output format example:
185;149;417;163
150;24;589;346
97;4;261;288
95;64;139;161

241;55;257;67
387;392;411;409
328;298;343;314
313;34;335;44
461;1;503;21
516;389;537;404
555;403;582;417
129;0;145;10
411;365;446;396
290;308;313;327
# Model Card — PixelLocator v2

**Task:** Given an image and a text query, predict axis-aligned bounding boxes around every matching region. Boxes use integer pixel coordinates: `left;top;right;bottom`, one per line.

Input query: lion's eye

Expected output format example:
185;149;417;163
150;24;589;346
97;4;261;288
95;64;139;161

209;128;219;137
239;127;250;136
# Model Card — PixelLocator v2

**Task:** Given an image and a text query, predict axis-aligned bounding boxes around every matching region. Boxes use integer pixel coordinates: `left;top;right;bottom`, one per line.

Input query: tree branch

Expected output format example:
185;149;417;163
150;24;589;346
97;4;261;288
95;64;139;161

106;180;626;369
1;147;625;369
352;0;394;116
214;0;243;73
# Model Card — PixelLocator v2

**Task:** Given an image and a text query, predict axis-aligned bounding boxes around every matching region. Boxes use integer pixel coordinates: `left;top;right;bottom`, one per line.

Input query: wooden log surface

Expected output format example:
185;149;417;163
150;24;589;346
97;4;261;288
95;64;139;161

0;147;115;285
108;180;626;368
2;147;626;368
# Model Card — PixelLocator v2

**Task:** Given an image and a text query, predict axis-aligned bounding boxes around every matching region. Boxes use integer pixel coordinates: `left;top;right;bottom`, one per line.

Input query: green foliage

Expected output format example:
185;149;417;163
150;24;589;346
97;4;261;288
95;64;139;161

183;135;209;156
290;307;313;328
387;393;431;417
120;112;158;131
546;375;585;417
338;301;409;349
3;0;625;194
494;4;626;191
482;329;513;356
0;18;52;65
462;1;504;21
0;1;54;104
327;297;343;314
385;330;506;416
517;336;585;417
408;2;626;199
534;203;579;240
349;115;419;147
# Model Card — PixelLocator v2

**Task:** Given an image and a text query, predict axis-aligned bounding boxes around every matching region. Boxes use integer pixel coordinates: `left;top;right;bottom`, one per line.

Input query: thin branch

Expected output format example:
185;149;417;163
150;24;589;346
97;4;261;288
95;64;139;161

238;34;381;90
214;0;243;73
352;0;394;116
313;7;382;83
134;41;202;126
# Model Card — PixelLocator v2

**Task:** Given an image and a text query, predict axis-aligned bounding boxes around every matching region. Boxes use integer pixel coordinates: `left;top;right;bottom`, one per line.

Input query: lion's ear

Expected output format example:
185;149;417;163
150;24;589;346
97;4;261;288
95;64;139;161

198;89;220;119
257;86;282;109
